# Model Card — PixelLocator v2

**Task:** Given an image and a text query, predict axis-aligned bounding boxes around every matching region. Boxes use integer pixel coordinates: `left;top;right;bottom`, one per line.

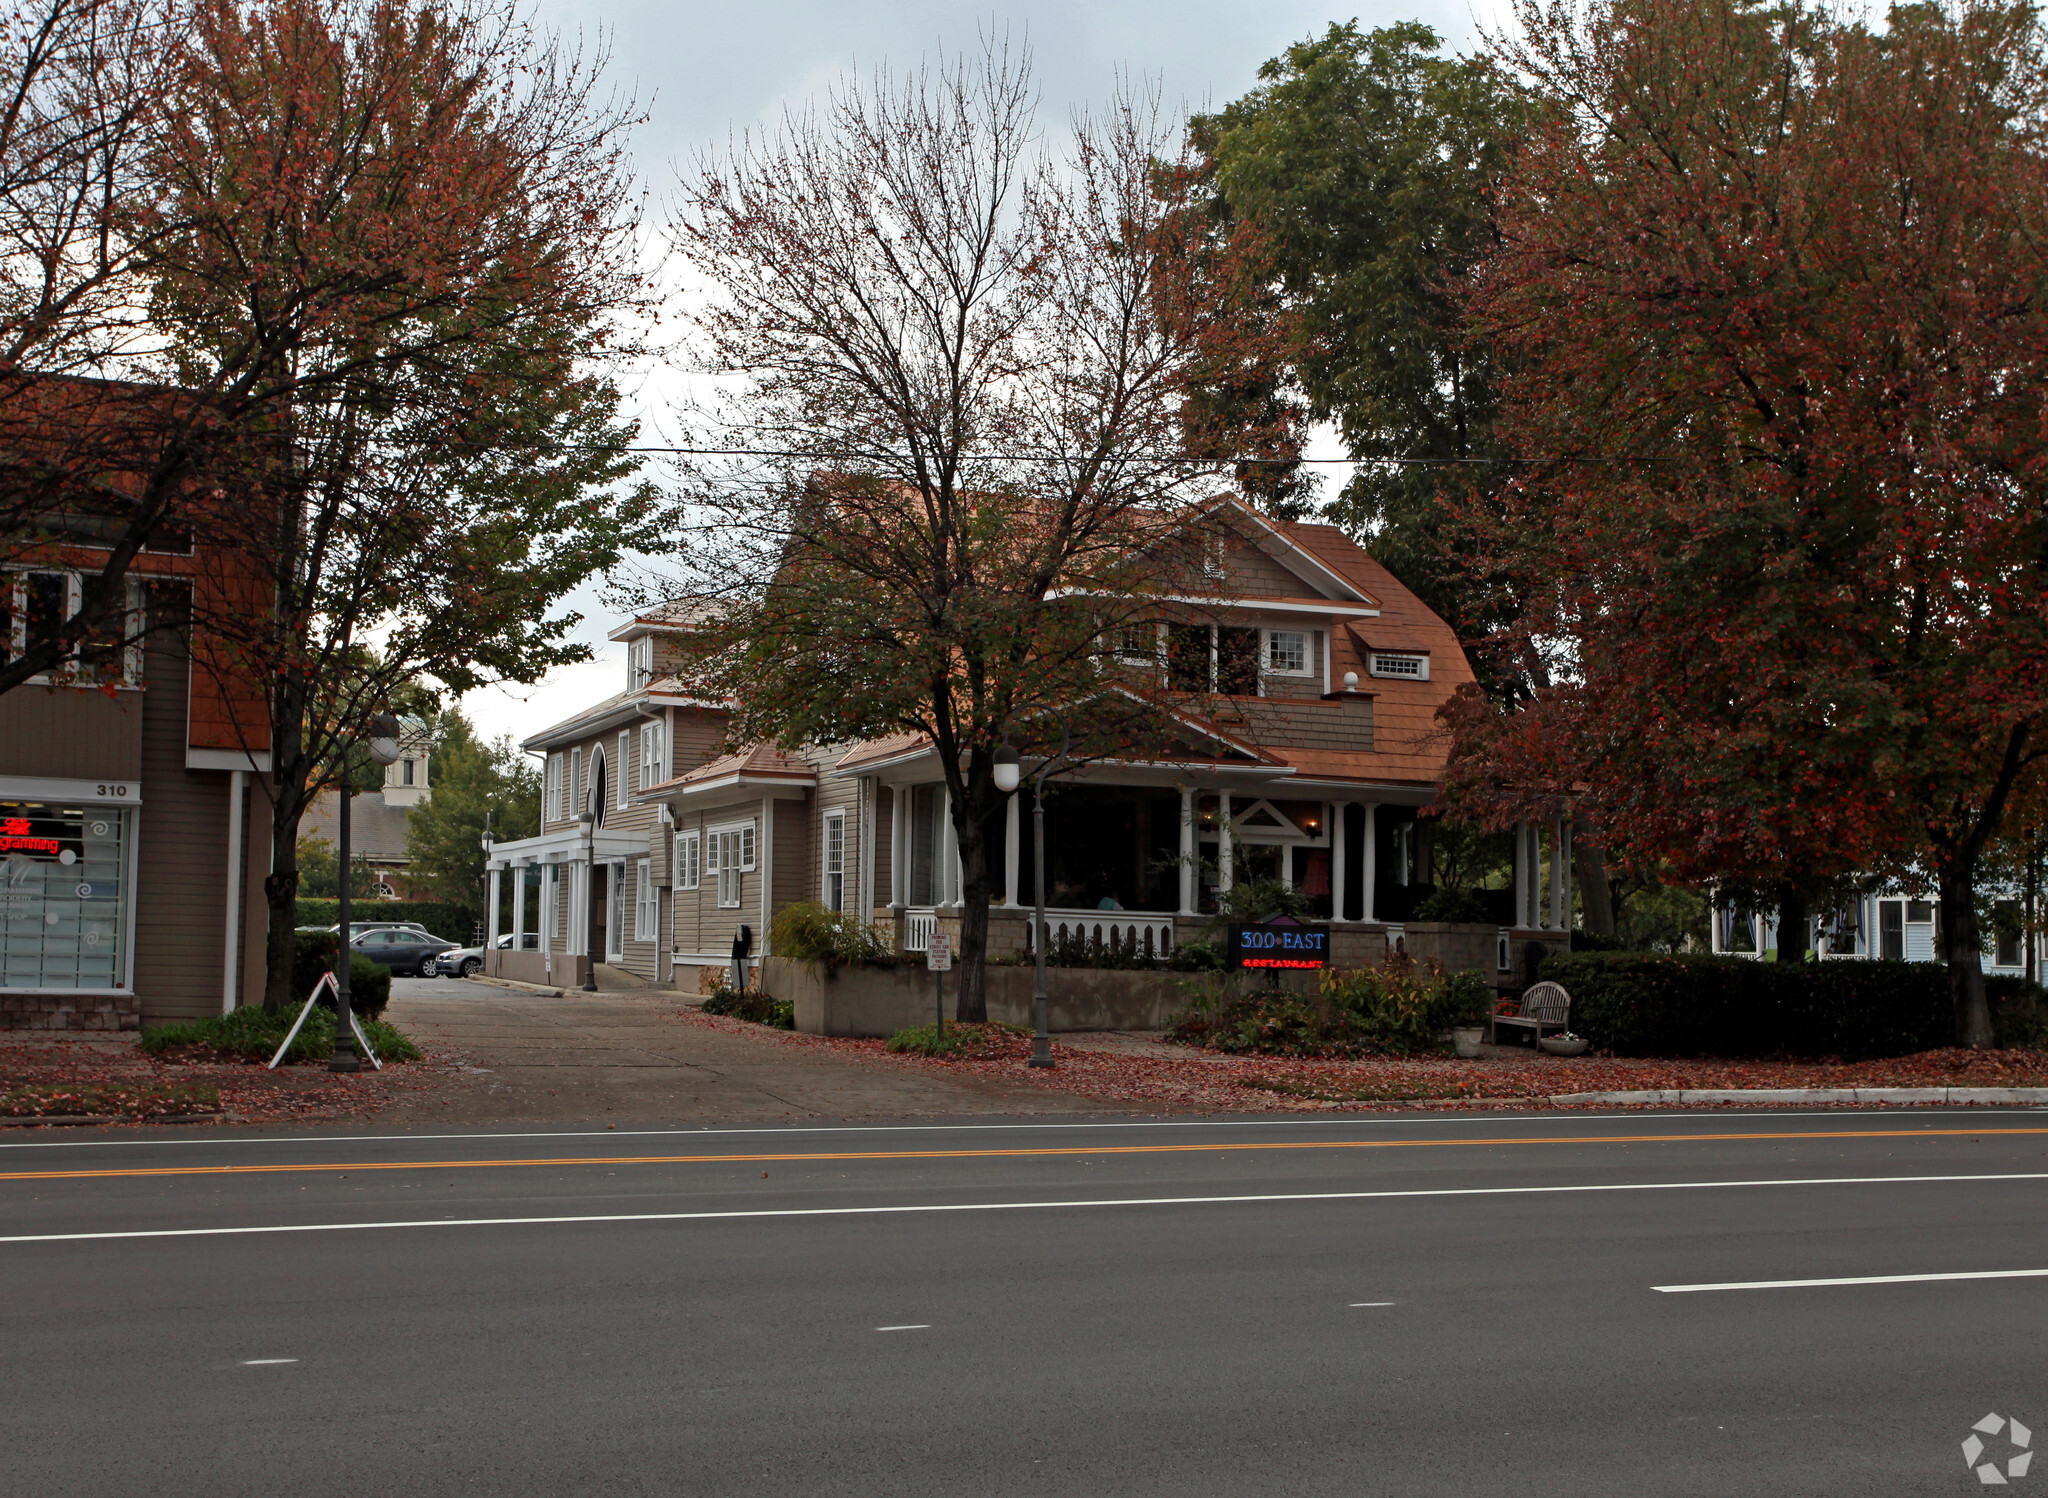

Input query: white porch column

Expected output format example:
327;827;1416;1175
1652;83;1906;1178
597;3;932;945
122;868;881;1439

1528;823;1544;928
1511;820;1529;929
541;864;556;971
760;796;775;951
511;865;527;949
890;785;907;909
860;777;877;919
1361;803;1379;923
1217;790;1234;896
1178;788;1196;916
1552;818;1570;930
1330;803;1349;922
486;866;501;949
1003;791;1021;908
940;788;961;907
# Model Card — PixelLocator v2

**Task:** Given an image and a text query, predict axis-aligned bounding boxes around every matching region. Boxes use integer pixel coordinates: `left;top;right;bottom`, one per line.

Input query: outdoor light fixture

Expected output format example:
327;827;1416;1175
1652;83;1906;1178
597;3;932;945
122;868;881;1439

1343;671;1359;690
991;743;1021;795
994;720;1069;1069
330;712;405;1074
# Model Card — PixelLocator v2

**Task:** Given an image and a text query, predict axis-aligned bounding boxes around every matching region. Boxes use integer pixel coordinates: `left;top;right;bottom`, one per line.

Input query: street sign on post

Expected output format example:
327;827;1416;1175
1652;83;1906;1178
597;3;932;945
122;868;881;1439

927;933;951;1036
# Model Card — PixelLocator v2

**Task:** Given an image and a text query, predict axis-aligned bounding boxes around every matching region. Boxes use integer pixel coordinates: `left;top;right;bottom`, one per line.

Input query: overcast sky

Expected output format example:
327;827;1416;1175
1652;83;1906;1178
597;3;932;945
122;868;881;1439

458;0;1506;750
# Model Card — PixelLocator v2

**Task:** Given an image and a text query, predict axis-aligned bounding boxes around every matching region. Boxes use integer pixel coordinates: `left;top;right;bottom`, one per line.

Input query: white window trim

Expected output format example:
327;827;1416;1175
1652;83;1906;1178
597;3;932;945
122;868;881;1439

618;731;632;806
634;857;656;941
547;753;563;822
1367;651;1430;682
1264;628;1312;677
709;819;756;909
569;749;583;821
822;810;847;913
641;721;664;788
674;830;701;890
3;569;144;687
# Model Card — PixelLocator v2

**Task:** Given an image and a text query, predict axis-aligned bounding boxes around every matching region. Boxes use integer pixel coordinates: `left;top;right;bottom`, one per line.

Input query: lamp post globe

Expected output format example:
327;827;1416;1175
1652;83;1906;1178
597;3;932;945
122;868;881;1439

991;743;1021;795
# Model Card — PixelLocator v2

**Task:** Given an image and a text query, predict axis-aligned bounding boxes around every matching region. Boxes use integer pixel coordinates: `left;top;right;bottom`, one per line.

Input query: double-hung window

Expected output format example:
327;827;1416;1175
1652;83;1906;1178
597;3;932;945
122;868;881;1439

822;812;846;912
641;722;664;787
634;858;657;941
674;831;701;891
1265;630;1310;676
547;754;563;822
707;821;756;909
569;749;583;821
618;731;632;806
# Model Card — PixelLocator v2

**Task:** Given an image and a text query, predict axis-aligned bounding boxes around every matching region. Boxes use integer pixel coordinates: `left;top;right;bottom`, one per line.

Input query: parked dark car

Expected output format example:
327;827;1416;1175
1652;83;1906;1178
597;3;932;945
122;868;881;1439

350;925;458;978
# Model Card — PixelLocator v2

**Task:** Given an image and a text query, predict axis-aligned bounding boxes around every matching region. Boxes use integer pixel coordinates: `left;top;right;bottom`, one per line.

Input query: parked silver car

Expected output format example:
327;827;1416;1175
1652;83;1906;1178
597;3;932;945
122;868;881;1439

434;933;513;979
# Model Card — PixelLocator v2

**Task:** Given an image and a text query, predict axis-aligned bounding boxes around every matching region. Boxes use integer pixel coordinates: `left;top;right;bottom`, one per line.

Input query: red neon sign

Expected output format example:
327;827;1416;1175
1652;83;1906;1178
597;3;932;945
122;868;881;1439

0;833;60;855
1241;956;1325;970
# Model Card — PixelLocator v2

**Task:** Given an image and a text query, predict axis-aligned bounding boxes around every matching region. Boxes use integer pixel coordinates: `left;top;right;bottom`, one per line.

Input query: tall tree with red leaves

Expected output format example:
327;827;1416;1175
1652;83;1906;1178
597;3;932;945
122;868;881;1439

1447;0;2048;1044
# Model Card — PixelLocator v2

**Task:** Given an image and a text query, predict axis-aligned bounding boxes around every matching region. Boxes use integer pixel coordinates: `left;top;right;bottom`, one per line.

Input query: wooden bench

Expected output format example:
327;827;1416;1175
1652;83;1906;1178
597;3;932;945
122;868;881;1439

1492;980;1571;1045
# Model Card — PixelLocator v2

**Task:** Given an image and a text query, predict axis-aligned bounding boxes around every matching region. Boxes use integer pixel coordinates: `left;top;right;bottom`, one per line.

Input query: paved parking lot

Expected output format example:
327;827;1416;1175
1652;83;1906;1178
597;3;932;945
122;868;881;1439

376;976;1144;1126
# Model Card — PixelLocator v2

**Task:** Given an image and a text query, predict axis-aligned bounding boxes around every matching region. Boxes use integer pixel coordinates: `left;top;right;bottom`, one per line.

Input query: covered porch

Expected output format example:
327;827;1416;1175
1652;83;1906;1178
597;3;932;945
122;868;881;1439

482;824;645;990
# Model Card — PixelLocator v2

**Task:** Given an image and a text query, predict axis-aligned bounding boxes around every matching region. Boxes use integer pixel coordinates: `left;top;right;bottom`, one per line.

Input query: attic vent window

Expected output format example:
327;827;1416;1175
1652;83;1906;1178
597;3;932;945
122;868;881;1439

1368;652;1429;681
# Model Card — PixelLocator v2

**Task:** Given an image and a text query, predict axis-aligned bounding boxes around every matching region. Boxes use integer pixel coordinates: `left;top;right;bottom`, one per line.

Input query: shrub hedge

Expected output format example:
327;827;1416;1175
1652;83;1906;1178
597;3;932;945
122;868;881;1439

1536;951;1953;1059
293;899;475;943
291;929;393;1019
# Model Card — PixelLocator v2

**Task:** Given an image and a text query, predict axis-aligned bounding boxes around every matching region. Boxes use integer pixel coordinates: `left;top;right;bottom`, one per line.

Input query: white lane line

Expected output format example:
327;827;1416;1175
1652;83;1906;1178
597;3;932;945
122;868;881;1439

1350;1301;1396;1307
3;1171;2042;1246
1655;1268;2048;1294
241;1358;298;1365
6;1108;2037;1150
875;1325;930;1332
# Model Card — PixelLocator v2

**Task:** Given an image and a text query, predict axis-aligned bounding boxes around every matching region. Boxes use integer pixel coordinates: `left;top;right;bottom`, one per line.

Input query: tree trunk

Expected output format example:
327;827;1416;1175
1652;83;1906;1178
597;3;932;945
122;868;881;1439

954;811;992;1024
1572;824;1616;937
260;681;313;1012
1938;855;1994;1048
1775;881;1810;962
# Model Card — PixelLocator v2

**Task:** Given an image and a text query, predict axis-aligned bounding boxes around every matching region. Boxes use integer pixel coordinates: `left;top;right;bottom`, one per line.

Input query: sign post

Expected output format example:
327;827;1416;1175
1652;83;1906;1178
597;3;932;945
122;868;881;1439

927;932;952;1037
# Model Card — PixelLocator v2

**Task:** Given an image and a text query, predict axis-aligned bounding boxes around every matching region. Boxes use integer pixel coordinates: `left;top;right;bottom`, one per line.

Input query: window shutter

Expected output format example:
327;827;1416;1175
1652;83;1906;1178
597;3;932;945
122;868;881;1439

739;823;756;871
704;832;721;874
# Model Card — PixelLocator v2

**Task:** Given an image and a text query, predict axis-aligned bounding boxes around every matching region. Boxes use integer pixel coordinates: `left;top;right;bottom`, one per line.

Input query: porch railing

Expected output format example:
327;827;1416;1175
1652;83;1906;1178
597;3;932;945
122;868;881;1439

1025;911;1176;961
902;908;938;953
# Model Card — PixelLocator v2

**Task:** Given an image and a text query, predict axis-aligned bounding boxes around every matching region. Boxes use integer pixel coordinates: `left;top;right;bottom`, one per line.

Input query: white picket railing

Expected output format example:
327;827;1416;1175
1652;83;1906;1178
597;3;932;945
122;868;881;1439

1024;911;1176;961
902;908;938;953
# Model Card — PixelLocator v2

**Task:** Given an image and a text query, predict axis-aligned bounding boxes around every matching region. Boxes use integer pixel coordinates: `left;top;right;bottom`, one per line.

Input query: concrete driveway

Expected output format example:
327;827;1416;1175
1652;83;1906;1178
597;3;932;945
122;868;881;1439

377;976;1142;1126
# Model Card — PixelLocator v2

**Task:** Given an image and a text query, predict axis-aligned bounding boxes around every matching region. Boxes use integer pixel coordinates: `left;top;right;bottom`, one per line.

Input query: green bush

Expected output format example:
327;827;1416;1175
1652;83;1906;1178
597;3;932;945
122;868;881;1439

1538;951;1953;1058
701;982;794;1029
768;901;893;971
293;898;474;943
140;1002;420;1065
1413;886;1492;923
1988;976;2048;1050
1168;959;1492;1057
289;930;394;1019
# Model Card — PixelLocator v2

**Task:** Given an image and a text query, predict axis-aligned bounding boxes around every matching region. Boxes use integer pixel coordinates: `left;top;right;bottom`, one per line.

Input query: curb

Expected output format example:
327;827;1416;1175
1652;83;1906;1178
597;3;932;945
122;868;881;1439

466;975;566;998
1548;1087;2048;1106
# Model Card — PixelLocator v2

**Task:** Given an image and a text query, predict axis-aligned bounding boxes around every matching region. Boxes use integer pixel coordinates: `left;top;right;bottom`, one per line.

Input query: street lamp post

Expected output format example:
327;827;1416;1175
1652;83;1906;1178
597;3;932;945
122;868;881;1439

331;712;402;1073
993;717;1070;1071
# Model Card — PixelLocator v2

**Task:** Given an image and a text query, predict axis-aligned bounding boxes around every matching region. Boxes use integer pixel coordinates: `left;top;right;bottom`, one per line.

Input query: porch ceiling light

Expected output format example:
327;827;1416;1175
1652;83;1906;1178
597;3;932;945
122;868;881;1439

991;743;1021;795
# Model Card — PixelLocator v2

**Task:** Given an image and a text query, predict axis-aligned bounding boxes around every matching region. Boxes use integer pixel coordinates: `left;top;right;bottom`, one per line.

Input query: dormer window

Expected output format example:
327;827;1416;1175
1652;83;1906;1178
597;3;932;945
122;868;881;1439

628;636;654;690
1368;652;1429;681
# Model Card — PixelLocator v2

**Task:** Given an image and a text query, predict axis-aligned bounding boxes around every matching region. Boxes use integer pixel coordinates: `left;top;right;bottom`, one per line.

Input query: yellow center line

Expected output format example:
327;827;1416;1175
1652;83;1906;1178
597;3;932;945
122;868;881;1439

1;1126;2044;1183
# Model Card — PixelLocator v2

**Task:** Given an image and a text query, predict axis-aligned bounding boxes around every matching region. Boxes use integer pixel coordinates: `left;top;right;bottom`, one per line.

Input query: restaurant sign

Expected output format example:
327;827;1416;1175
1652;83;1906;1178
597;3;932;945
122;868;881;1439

1227;918;1330;971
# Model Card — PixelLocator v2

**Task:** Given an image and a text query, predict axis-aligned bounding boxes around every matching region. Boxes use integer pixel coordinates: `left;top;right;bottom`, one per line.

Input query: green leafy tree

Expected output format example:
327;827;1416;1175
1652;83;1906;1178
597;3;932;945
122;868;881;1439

1192;21;1521;628
403;710;540;918
295;832;377;899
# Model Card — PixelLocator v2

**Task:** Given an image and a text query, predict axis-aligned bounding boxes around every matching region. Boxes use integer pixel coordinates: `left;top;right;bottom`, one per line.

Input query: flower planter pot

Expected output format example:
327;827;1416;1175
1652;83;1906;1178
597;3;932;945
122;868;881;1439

1452;1027;1486;1059
1539;1035;1589;1057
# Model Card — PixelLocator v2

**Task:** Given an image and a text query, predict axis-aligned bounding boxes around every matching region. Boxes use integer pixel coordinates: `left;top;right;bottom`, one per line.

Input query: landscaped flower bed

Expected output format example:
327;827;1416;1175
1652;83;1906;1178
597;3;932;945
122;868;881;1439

681;1008;2048;1112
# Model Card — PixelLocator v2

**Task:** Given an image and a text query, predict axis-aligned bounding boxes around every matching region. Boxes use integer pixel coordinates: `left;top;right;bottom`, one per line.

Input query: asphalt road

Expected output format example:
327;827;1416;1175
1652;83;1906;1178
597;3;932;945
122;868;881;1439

3;1109;2045;1497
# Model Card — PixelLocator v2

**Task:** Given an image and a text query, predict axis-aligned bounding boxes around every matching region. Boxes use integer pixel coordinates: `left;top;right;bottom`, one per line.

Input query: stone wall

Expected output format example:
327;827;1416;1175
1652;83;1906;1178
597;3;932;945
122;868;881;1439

769;956;1194;1038
0;991;140;1031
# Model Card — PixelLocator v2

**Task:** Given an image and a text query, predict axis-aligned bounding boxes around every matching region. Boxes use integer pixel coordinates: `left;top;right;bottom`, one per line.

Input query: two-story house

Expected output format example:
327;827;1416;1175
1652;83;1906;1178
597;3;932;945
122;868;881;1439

1;460;273;1030
484;495;1559;991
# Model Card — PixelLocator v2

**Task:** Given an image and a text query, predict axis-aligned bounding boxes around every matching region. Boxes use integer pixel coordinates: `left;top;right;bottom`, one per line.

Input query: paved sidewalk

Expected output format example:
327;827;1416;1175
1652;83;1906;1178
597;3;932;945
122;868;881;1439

377;978;1145;1126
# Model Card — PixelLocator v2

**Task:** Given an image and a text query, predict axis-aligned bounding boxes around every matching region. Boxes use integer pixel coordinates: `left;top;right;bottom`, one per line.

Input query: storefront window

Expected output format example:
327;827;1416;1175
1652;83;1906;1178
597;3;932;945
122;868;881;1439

0;802;130;989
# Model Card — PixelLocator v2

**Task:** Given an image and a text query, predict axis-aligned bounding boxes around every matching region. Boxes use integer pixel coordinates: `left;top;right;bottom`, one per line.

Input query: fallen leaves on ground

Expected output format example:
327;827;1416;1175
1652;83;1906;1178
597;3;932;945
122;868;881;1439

0;1036;463;1127
679;1011;2048;1112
